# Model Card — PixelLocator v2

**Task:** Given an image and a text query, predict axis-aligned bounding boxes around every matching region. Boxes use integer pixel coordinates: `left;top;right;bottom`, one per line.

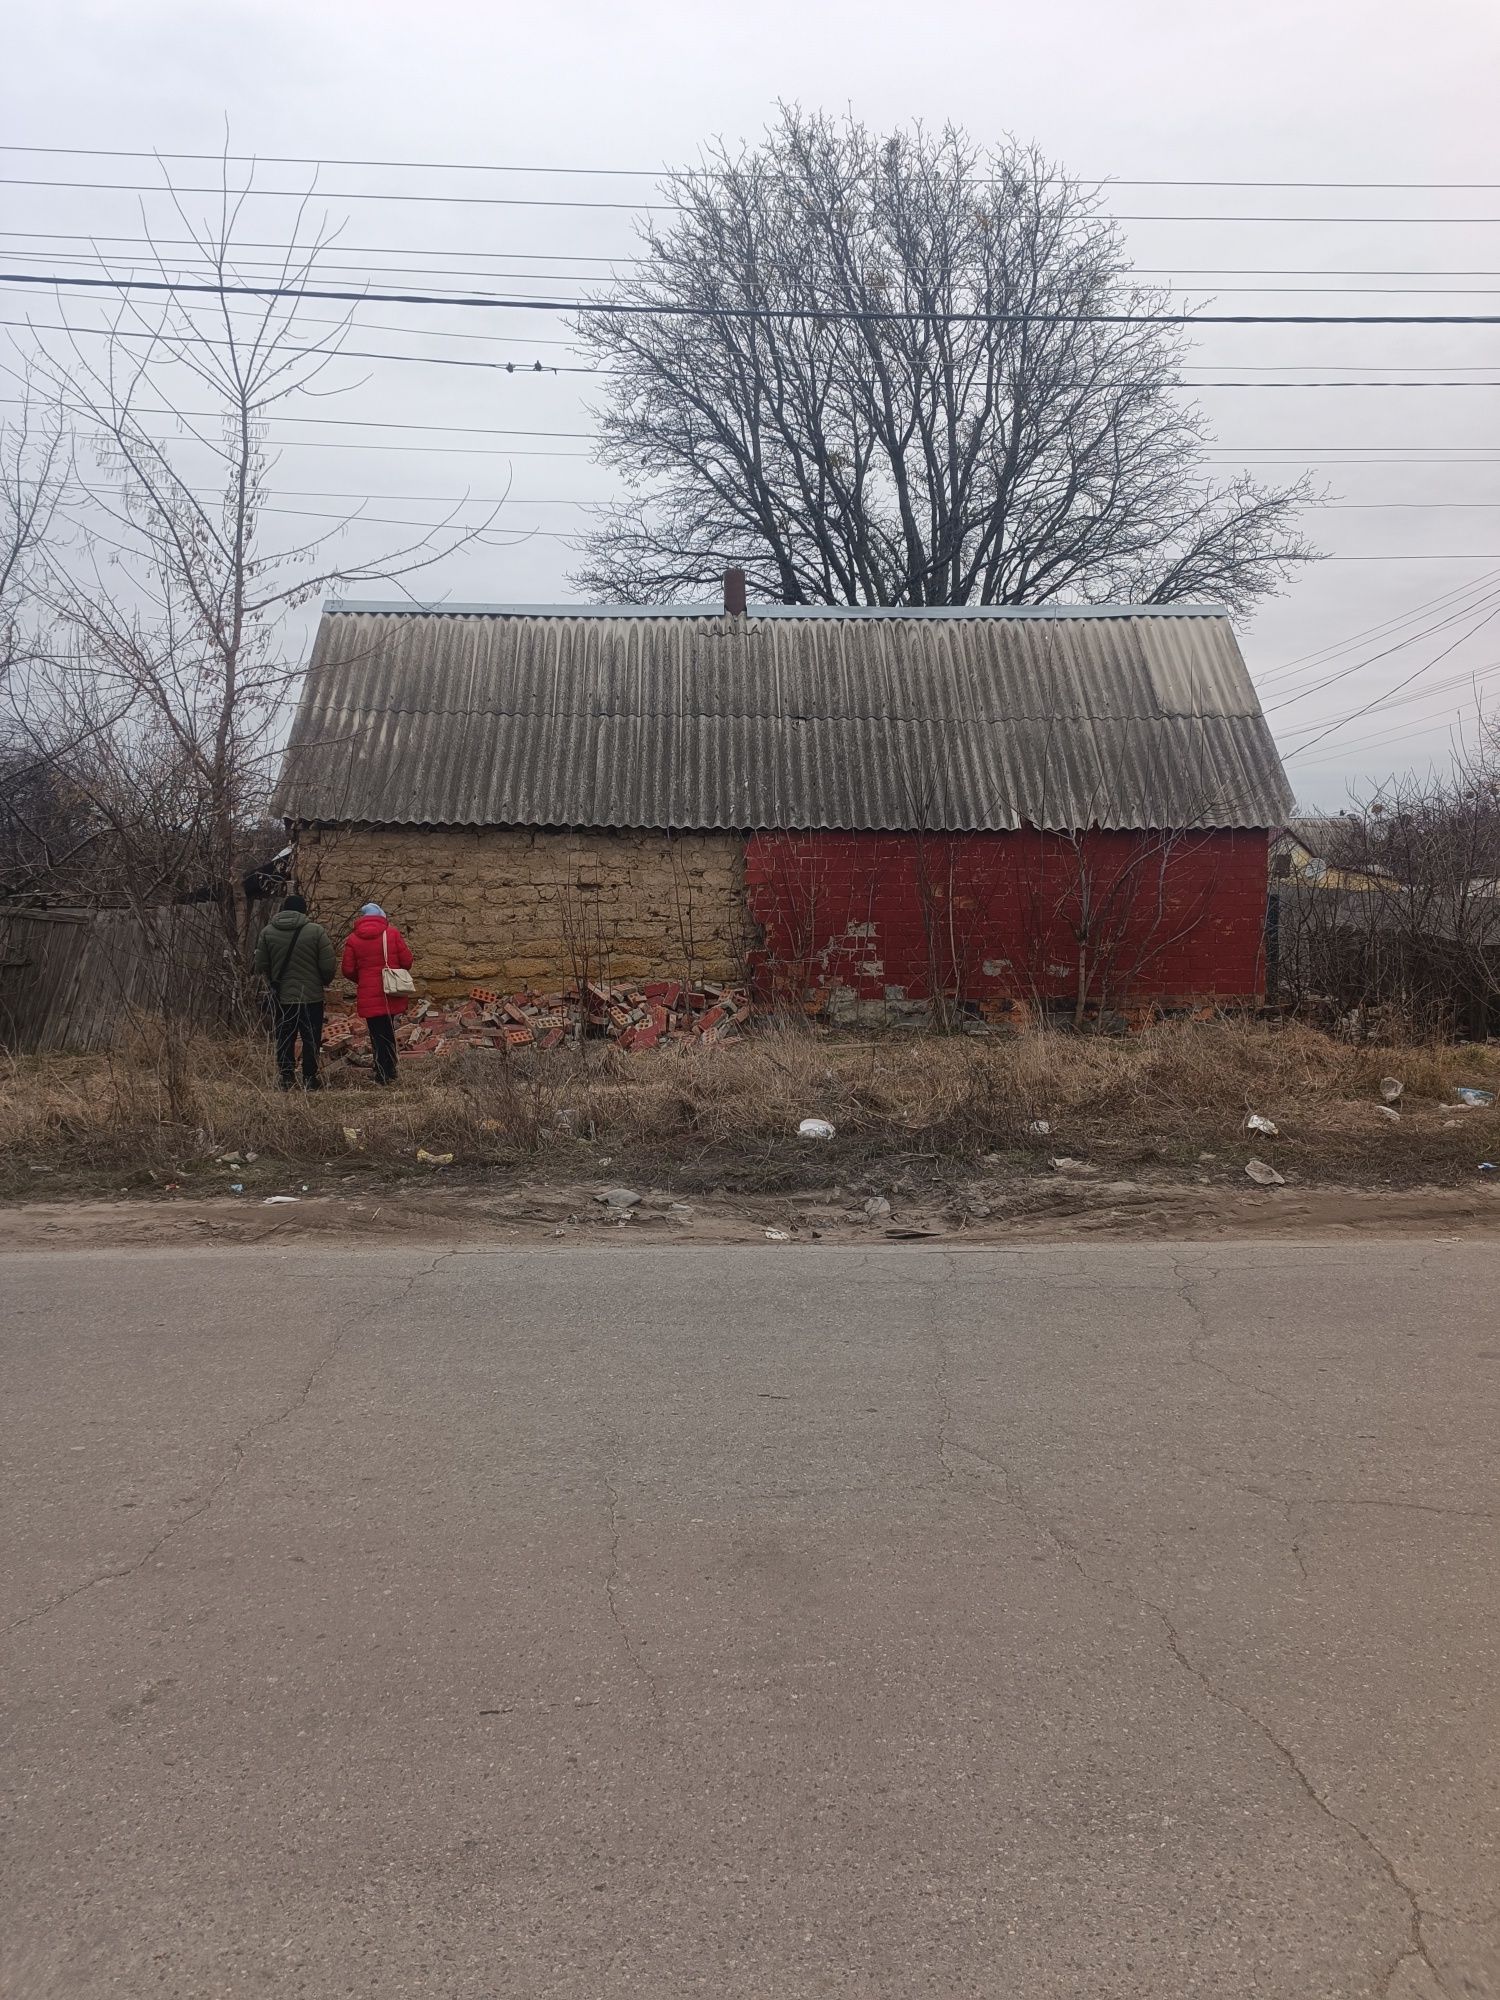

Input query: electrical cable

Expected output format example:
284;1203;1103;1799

4;144;1500;192
7;268;1500;323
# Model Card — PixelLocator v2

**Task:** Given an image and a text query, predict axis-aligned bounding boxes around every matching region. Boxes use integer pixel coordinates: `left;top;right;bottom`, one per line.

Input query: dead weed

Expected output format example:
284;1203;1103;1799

1;1017;1496;1200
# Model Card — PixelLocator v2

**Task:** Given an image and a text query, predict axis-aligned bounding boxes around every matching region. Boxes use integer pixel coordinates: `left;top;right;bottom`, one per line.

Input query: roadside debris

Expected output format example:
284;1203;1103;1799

263;1194;300;1205
1480;1162;1496;1174
1375;1104;1401;1123
415;1149;454;1167
1380;1077;1404;1104
1245;1113;1279;1137
228;1182;244;1194
1245;1158;1285;1186
595;1186;642;1210
862;1195;892;1220
320;979;752;1064
1454;1086;1496;1108
764;1227;792;1241
1025;1119;1051;1137
798;1118;836;1141
1049;1156;1098;1177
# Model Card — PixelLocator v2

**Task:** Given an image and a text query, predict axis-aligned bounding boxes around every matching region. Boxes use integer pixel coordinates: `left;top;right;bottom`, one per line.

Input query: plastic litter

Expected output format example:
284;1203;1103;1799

862;1195;892;1220
1375;1104;1401;1122
1454;1086;1495;1107
798;1118;836;1141
1245;1158;1285;1186
229;1182;244;1194
594;1186;642;1209
1244;1113;1279;1137
263;1194;300;1205
1478;1162;1495;1173
764;1227;792;1241
1049;1157;1098;1177
342;1126;362;1148
1380;1077;1404;1104
1026;1119;1051;1137
415;1149;454;1166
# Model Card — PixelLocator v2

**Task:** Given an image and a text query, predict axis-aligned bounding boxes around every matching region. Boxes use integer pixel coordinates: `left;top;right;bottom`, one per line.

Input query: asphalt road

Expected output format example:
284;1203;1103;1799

3;1241;1498;1999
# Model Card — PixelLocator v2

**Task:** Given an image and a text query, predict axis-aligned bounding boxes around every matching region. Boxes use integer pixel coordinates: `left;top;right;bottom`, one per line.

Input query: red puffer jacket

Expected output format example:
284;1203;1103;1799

341;914;415;1019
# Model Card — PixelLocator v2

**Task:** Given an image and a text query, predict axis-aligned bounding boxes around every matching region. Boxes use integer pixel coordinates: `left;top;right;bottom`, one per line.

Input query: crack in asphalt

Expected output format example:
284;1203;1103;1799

8;1325;348;1637
933;1251;1447;1996
8;1248;465;1640
1168;1251;1296;1412
948;1422;1445;1992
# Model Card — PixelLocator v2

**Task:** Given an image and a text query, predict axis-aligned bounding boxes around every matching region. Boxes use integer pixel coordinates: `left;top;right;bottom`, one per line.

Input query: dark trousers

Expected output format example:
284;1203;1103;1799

367;1012;399;1084
274;1002;324;1087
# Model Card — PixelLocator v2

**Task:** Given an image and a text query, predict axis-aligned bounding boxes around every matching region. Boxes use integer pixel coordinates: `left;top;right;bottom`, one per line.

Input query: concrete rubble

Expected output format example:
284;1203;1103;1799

320;979;753;1063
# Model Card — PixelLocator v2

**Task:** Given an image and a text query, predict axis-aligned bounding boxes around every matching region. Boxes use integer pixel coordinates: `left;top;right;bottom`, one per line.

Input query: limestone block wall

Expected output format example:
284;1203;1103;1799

297;824;749;999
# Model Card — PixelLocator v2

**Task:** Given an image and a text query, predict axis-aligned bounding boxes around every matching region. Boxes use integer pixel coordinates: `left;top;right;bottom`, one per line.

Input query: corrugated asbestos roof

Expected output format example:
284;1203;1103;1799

272;603;1294;833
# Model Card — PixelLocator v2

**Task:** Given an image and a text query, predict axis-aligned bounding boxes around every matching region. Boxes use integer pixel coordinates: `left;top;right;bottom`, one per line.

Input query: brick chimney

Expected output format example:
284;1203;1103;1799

723;566;747;616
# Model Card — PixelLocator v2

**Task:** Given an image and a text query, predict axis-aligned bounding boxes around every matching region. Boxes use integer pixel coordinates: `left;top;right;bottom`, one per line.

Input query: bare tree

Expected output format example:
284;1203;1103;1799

4;154;504;992
0;376;65;676
574;108;1316;609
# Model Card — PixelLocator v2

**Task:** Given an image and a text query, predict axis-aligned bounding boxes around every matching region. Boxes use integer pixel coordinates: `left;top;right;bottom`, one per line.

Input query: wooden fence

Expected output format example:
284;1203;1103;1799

0;905;229;1053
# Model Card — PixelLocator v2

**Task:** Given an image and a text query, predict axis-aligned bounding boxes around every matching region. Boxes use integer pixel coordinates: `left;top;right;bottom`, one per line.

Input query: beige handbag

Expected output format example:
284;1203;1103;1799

380;924;415;998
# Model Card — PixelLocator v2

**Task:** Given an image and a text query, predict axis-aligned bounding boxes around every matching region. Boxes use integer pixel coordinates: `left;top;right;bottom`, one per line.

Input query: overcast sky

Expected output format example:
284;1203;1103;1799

4;0;1499;806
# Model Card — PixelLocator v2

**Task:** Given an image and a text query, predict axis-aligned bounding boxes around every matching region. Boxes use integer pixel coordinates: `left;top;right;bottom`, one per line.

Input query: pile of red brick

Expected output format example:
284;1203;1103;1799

321;979;752;1062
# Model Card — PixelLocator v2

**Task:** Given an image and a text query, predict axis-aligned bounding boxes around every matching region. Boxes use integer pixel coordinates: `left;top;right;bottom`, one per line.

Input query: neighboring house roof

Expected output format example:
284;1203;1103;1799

1276;816;1361;859
272;601;1294;834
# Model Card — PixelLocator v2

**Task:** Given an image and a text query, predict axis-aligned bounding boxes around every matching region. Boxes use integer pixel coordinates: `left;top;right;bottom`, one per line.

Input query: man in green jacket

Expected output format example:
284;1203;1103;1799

252;893;336;1090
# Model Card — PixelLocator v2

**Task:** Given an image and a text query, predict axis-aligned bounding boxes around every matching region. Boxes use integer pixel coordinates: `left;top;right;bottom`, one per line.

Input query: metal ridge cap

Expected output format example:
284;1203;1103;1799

321;598;1233;620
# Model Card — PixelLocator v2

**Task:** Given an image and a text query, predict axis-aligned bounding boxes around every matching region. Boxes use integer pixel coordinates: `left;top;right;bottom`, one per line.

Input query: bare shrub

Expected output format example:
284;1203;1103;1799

1278;726;1500;1038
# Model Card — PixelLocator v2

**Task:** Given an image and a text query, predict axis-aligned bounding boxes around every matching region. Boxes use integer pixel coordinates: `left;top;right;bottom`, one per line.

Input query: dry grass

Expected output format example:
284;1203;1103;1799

2;1017;1497;1200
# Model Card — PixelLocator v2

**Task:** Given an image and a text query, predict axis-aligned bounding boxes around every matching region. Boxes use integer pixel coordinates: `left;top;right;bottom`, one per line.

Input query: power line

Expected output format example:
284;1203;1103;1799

9;175;1500;223
1257;571;1500;688
16;232;1500;280
1283;596;1500;754
3;391;1494;472
19;243;1500;297
13;316;1500;384
1265;583;1500;711
4;145;1500;191
0;176;679;213
1289;678;1500;760
7;268;1500;324
0;394;593;438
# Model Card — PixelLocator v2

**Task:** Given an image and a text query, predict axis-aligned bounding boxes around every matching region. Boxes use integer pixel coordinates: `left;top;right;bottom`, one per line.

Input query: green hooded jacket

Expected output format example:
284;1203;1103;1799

253;909;336;1005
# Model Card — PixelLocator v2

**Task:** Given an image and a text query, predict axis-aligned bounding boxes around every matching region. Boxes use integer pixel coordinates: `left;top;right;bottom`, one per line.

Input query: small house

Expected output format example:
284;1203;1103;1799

272;584;1293;1022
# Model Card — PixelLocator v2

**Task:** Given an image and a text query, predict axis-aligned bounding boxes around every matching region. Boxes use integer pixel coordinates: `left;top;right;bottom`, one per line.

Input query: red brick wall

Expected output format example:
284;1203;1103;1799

744;829;1270;1018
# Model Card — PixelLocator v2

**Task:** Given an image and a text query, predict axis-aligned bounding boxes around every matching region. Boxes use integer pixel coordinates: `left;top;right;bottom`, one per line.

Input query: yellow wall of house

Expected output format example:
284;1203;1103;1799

1282;842;1389;894
297;824;748;999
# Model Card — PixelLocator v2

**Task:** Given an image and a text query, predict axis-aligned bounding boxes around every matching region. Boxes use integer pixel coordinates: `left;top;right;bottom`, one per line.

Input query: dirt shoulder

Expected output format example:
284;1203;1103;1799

4;1174;1497;1254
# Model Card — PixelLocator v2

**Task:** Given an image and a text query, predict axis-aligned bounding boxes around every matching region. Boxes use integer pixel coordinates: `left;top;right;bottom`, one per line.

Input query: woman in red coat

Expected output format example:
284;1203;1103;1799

340;903;415;1085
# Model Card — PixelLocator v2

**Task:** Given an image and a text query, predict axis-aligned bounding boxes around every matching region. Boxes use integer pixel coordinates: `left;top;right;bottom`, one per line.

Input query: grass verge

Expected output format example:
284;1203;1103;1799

2;1017;1497;1203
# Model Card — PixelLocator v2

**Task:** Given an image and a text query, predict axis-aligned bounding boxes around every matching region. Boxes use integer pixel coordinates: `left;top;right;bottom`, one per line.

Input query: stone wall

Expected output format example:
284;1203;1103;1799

297;824;748;999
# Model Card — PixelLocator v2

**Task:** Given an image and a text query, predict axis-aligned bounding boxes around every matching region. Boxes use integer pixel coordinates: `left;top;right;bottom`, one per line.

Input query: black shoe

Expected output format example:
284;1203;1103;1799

277;1077;295;1092
304;1076;323;1091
